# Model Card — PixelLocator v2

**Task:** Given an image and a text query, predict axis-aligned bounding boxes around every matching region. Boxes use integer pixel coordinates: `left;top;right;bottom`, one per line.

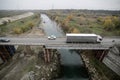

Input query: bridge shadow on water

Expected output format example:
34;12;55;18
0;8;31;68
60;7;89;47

60;65;89;79
55;49;89;80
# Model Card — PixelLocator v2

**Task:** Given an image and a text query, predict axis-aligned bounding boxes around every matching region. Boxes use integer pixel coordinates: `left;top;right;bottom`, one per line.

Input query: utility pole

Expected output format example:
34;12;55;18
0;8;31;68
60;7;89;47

52;4;54;10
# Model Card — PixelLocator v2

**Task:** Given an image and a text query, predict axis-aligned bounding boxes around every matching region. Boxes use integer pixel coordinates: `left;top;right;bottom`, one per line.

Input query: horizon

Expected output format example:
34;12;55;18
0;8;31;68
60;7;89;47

0;0;120;10
0;9;120;11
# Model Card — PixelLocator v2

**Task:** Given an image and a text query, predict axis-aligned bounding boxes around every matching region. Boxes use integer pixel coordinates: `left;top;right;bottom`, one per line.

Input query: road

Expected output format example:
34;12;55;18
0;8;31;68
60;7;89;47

0;37;120;50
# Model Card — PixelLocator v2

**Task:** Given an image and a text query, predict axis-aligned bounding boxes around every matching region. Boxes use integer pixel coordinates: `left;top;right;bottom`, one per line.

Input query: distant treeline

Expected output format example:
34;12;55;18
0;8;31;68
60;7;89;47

46;9;120;16
0;9;120;18
47;9;120;36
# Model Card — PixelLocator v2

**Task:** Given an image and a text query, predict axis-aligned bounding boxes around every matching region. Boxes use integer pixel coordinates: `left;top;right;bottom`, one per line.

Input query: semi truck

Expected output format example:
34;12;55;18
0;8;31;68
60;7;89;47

66;33;102;43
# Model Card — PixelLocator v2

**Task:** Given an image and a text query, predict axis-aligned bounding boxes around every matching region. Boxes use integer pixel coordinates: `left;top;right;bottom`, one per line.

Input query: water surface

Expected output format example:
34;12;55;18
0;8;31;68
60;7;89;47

41;14;89;80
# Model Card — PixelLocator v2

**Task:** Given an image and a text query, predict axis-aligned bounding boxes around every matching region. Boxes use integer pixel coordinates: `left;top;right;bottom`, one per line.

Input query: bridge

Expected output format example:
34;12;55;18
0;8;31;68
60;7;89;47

0;37;120;50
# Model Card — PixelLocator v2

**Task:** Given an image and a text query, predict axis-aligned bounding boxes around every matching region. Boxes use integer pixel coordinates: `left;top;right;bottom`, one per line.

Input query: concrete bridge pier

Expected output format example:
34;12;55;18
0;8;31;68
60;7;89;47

94;50;109;61
43;46;52;63
43;48;47;63
0;51;7;62
99;50;109;61
44;49;51;63
46;49;51;63
0;46;11;62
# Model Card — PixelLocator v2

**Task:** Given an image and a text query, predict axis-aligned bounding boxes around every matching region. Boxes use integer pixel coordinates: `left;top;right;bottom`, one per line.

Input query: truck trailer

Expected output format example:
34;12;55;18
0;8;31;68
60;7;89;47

66;33;102;43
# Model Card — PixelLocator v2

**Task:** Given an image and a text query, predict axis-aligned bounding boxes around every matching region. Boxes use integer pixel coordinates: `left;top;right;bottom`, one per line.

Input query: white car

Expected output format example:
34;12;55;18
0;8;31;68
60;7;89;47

48;35;56;40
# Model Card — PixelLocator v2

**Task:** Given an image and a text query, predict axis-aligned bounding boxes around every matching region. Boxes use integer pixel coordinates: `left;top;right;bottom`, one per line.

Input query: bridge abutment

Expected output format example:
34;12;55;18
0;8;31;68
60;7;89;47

80;49;109;62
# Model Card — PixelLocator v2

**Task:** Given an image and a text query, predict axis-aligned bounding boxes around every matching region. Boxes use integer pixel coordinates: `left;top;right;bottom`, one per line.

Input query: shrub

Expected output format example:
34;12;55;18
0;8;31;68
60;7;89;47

103;18;115;31
13;27;23;34
28;22;34;29
72;28;80;33
21;26;28;32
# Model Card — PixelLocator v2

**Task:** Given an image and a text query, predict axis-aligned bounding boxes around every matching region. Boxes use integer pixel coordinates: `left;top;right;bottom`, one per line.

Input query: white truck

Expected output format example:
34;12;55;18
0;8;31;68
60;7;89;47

66;33;102;43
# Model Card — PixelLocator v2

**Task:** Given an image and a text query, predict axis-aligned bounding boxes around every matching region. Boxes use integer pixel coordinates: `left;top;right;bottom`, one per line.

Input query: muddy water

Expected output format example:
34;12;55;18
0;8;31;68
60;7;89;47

41;14;89;80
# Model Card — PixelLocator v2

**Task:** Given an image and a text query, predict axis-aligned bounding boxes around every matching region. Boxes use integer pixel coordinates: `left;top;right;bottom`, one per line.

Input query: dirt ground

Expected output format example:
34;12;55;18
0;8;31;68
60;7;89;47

0;26;60;80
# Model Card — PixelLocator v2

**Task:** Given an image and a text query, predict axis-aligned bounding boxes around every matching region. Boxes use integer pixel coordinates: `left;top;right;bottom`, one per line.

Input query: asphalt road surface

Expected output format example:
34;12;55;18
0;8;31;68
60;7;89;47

0;37;120;50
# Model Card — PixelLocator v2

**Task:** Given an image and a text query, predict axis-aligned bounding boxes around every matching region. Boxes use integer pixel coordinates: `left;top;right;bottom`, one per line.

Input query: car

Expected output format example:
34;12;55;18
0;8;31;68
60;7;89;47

0;39;10;42
48;35;56;40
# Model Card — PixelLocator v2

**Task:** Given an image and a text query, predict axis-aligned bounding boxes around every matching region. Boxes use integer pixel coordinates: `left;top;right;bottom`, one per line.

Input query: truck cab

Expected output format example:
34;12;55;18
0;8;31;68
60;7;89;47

97;35;103;43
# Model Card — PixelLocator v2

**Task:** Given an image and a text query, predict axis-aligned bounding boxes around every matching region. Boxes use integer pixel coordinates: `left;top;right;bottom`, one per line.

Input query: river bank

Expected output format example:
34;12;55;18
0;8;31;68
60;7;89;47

81;52;103;80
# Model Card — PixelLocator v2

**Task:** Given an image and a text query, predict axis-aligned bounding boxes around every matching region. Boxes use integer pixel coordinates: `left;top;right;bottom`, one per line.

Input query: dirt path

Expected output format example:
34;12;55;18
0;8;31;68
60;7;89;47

0;12;34;25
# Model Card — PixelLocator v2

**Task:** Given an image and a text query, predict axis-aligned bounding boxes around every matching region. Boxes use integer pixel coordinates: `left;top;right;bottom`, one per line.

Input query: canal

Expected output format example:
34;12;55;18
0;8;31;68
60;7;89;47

40;14;89;80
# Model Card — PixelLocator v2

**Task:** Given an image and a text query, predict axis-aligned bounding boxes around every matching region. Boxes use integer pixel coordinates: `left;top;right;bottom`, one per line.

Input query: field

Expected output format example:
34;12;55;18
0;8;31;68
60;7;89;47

47;10;120;36
0;10;40;18
0;11;40;36
0;10;120;80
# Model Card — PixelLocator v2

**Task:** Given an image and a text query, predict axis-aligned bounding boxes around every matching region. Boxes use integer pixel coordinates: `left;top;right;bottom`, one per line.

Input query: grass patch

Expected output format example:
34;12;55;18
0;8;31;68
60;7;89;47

0;13;40;35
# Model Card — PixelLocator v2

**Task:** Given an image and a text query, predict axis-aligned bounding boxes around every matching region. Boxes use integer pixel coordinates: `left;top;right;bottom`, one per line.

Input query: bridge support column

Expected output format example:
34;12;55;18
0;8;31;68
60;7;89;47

43;48;47;63
0;51;7;62
46;49;51;63
94;50;109;62
99;50;109;61
42;45;53;63
0;46;11;62
3;46;11;60
43;47;52;63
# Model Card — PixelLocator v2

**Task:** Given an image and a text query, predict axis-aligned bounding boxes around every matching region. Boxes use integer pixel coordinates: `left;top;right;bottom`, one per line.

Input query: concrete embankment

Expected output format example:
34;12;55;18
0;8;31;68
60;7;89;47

0;12;34;25
81;49;120;80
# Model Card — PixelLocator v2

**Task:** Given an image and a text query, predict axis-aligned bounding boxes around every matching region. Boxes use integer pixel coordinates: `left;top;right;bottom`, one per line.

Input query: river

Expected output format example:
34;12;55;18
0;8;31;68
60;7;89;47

40;14;89;80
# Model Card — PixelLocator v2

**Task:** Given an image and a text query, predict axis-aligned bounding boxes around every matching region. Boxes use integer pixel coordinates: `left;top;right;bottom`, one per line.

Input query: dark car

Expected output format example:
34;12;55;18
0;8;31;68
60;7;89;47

0;39;10;42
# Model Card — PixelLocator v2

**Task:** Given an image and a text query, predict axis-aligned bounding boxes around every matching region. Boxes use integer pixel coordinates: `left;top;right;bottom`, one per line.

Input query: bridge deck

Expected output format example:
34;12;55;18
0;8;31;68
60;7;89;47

45;44;110;50
0;37;120;50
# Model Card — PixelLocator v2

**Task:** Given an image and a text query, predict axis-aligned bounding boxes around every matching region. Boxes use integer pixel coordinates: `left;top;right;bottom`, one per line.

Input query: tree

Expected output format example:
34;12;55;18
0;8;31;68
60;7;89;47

63;14;73;26
112;16;120;29
103;18;115;31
